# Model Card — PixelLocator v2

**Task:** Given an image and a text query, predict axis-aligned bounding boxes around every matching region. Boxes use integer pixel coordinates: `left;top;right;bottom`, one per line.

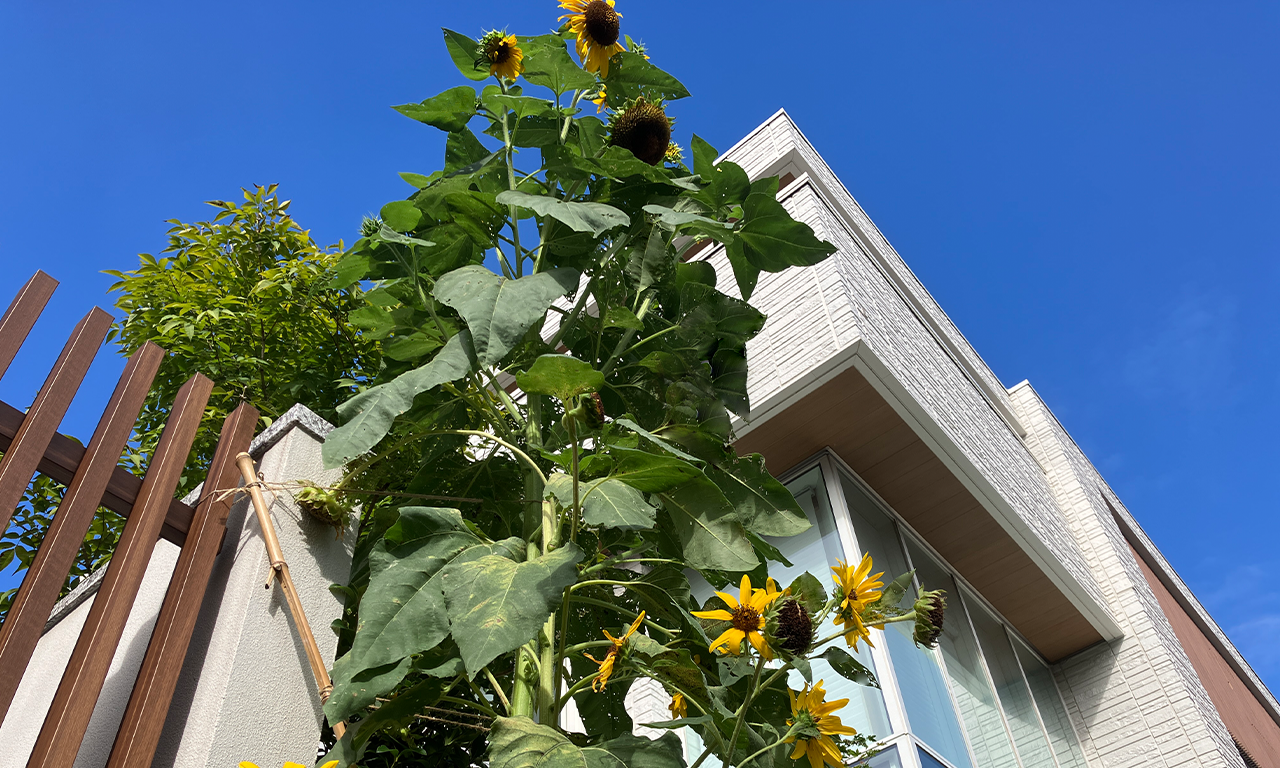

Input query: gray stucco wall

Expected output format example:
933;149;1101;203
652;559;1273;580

0;405;354;768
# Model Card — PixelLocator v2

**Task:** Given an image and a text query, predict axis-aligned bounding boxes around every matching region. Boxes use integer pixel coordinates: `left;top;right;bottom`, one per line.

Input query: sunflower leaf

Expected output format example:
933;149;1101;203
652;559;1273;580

605;51;691;102
819;646;880;688
434;264;580;366
393;86;478;133
442;28;490;81
523;36;597;95
497;190;630;237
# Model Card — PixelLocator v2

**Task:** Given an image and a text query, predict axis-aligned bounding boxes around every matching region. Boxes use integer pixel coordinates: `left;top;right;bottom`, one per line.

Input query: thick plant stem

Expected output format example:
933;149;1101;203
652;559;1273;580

511;395;546;718
725;656;766;767
600;293;654;377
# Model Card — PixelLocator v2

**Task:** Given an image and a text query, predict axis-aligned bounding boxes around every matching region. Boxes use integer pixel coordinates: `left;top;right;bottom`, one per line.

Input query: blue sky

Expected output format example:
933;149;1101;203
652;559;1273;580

2;1;1277;694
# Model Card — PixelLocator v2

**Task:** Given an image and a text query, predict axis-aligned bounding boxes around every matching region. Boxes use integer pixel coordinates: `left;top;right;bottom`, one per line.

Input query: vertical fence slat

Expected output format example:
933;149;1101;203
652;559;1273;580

106;400;258;768
0;342;164;724
25;374;214;768
0;270;57;380
0;306;111;535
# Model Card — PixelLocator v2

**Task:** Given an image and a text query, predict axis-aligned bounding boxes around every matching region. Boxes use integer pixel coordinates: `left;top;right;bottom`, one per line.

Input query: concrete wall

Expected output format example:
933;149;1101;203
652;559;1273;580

0;404;353;768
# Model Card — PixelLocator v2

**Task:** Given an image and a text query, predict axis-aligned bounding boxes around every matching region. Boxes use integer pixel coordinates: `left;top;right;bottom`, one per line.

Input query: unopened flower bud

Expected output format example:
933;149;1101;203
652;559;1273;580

912;589;947;649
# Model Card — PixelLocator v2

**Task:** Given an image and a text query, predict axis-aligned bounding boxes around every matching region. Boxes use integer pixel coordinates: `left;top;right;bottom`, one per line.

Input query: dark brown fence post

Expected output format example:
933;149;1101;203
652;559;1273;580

106;401;259;768
25;374;215;768
0;342;164;723
0;270;57;379
0;307;112;535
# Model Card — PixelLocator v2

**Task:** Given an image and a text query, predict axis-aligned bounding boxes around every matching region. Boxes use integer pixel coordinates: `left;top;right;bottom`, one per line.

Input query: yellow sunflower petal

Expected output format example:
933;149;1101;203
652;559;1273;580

791;742;807;760
623;610;646;640
714;590;740;610
709;627;746;654
691;609;734;621
747;630;772;660
320;763;340;768
806;740;824;768
740;573;752;597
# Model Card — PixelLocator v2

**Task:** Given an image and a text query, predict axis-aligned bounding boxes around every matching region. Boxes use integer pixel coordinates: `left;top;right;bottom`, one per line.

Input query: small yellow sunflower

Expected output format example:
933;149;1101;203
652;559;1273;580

832;553;884;615
584;611;645;691
668;692;687;718
559;0;626;77
592;85;608;113
480;31;524;80
692;574;783;660
786;681;858;768
834;607;873;651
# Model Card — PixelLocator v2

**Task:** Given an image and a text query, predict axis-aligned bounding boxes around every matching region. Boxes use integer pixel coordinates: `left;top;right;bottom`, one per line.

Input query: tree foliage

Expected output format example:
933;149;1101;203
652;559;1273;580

0;187;380;621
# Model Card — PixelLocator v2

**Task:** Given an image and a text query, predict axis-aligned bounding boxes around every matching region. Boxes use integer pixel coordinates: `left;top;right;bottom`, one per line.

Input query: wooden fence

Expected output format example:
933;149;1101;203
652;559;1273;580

0;270;259;768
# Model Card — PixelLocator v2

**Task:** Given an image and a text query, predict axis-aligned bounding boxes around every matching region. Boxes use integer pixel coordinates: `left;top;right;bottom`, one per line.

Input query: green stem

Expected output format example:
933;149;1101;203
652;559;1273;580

423;429;547;485
620;323;679;357
482;666;512;715
570;596;678;636
689;746;716;768
582;557;685;575
498;79;524;277
725;656;766;767
736;724;802;768
441;694;498;719
600;293;654;378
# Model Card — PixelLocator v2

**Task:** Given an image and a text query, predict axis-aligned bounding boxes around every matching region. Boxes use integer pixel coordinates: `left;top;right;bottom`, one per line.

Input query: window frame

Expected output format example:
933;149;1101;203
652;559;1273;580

776;449;1084;768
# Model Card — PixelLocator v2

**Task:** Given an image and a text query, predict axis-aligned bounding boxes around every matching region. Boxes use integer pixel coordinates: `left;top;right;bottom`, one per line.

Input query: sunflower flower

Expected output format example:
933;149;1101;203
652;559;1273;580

559;0;626;77
668;692;687;718
832;553;884;615
786;681;858;768
592;85;608;113
479;30;524;80
692;574;783;660
584;611;645;691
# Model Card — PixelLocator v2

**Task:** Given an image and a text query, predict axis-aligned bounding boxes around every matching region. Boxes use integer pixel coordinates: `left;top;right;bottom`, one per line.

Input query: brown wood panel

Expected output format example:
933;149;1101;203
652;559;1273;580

736;364;1105;662
26;374;213;768
107;401;258;768
0;399;196;543
1131;544;1280;763
0;342;163;725
0;271;57;379
0;307;112;534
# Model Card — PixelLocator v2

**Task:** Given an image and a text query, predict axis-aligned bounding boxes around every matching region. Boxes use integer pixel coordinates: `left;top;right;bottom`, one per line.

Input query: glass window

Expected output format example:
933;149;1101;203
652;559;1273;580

838;474;973;768
917;745;952;768
856;743;901;768
904;538;1020;768
772;466;892;738
1014;642;1087;768
965;593;1057;767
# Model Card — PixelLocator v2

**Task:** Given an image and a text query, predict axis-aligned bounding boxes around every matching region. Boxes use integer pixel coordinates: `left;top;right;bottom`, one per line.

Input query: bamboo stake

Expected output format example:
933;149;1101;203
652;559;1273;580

235;452;347;739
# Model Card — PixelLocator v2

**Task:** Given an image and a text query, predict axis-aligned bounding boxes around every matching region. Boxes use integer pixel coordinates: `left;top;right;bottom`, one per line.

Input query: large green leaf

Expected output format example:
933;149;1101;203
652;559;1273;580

819;646;880;688
323;676;449;765
516;354;604;400
580;478;656;530
380;199;424;232
434;265;580;367
728;192;837;272
625;224;674;293
690;134;719;179
613;418;702;462
604;52;691;102
324;656;411;725
322;331;477;467
442;28;489;81
607;447;702;492
706;453;811;537
642;204;733;242
496;190;630;237
331;508;515;711
442;542;584;674
488;718;686;768
658;478;758;572
522;36;597;95
393;86;478;133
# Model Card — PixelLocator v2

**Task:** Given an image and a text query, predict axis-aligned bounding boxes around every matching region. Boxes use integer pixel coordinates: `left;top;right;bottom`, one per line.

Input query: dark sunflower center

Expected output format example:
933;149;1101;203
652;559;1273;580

775;599;813;654
487;39;512;63
583;0;620;46
610;100;671;165
731;605;762;633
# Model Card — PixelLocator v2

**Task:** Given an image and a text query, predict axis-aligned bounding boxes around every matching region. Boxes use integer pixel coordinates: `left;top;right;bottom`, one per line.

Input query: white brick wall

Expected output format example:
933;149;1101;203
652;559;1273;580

1010;383;1243;768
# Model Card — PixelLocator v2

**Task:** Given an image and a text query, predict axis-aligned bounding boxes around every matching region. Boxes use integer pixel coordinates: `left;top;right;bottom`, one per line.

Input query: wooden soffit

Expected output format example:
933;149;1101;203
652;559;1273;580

734;343;1109;662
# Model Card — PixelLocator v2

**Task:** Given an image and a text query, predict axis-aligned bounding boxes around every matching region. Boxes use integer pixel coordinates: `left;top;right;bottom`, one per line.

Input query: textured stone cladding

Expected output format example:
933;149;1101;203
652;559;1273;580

1010;382;1244;768
702;111;1106;616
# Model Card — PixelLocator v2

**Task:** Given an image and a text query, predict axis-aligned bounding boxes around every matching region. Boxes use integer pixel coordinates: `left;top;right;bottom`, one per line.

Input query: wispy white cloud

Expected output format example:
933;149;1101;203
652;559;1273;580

1122;287;1238;410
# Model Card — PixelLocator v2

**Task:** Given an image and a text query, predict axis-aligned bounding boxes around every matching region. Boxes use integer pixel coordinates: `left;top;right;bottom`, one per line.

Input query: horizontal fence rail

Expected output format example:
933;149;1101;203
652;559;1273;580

0;272;258;767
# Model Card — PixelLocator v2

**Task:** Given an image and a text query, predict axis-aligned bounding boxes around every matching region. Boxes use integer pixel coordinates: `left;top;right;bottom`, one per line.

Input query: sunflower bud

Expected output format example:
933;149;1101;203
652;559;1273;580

360;215;382;237
772;597;814;655
608;97;672;166
663;142;684;165
912;589;947;648
295;484;350;531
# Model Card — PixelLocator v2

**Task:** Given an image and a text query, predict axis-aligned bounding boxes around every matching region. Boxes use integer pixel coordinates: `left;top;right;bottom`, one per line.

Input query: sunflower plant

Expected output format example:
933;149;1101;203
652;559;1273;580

316;4;945;767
